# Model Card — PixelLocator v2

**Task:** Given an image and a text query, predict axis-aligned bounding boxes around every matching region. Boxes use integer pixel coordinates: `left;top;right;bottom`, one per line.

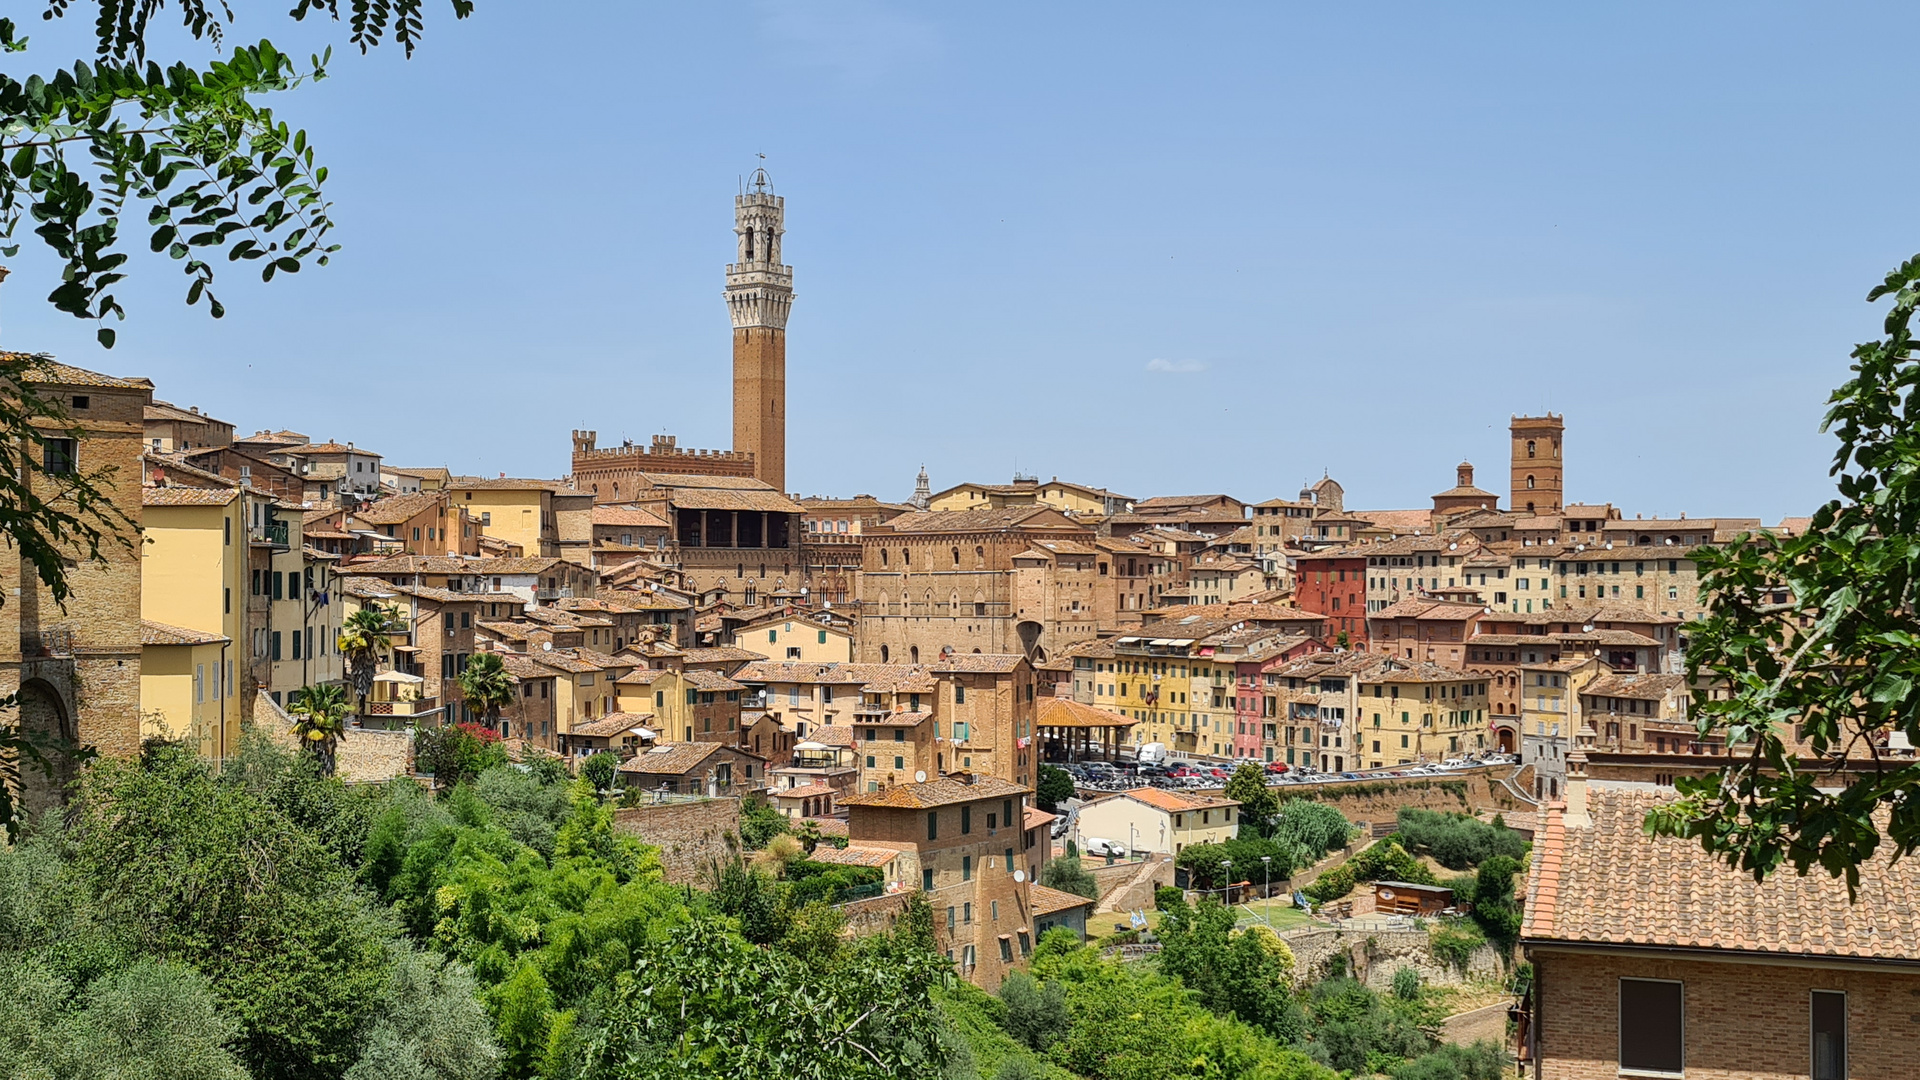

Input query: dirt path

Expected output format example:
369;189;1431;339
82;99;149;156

1440;1001;1511;1047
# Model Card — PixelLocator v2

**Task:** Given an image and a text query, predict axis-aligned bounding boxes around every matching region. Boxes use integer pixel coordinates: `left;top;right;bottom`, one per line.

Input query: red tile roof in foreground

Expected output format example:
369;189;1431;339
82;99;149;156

1523;789;1920;962
1029;883;1097;916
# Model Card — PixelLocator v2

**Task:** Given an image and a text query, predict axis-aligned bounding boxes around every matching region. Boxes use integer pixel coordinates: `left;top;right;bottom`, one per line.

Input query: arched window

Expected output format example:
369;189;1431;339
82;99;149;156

880;548;889;567
1526;475;1536;490
910;645;920;664
974;545;985;568
1526;440;1537;458
950;591;959;612
881;644;890;663
904;548;912;567
952;547;961;566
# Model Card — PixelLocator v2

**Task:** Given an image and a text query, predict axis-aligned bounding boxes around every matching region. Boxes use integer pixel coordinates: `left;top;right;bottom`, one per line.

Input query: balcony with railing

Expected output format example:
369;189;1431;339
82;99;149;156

253;519;290;550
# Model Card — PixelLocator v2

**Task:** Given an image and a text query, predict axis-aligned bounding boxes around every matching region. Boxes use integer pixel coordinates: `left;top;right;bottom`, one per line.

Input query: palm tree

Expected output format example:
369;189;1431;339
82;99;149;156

288;683;351;776
338;603;403;717
455;650;515;734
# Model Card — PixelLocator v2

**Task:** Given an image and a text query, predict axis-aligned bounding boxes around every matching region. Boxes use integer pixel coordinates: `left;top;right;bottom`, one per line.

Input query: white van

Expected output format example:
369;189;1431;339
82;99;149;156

1136;742;1169;766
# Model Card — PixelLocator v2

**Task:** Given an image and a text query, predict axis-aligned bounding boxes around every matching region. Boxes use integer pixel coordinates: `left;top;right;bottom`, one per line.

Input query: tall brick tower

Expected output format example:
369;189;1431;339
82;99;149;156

1510;414;1564;516
726;168;793;494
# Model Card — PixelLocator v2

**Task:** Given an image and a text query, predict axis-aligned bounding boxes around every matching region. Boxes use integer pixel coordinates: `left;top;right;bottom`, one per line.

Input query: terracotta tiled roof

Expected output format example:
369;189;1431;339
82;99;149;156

592;505;671;528
807;816;849;837
811;725;857;747
681;669;746;692
140;619;227;646
1580;673;1687;700
1024;806;1057;831
772;782;840;800
1029;883;1097;916
808;844;896;868
498;654;552;681
840;775;1029;809
882;507;1082;533
928;653;1026;674
617;742;736;775
7;355;153;390
142;485;238;506
733;662;870;685
1110;787;1238;814
681;646;768;665
1371;597;1484;620
1523;789;1920;961
1035;697;1137;729
569;712;656;738
352;492;447;525
350;555;565;575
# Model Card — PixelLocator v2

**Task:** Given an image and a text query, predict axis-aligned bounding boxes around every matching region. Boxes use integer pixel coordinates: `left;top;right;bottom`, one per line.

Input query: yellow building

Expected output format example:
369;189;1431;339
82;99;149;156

1356;661;1491;768
730;611;854;663
614;666;685;736
926;476;1131;517
449;478;561;558
139;620;231;755
140;485;252;759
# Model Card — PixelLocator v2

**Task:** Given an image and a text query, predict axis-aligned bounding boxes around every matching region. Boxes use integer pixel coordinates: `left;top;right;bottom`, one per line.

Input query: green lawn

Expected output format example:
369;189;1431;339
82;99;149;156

1233;899;1316;930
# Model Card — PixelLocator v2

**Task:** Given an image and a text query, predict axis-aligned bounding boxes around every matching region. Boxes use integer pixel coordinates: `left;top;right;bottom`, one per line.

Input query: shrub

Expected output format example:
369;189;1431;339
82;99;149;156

1428;919;1486;974
1394;809;1529;871
1154;885;1185;910
1350;838;1438;886
1304;864;1355;903
998;971;1068;1051
1039;856;1098;900
1390;1040;1509;1080
1391;966;1421;1001
740;800;791;850
1276;800;1355;856
580;751;619;795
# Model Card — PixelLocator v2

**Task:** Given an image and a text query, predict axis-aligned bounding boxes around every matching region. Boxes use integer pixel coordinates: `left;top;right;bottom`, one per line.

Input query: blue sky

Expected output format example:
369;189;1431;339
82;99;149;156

7;2;1913;521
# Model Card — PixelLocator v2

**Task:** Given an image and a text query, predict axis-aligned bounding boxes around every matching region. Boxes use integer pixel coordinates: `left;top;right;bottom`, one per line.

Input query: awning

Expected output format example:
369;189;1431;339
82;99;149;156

373;669;424;683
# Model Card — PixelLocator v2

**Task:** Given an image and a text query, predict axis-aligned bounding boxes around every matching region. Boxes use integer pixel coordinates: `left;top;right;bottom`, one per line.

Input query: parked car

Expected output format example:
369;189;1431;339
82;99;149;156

1264;761;1290;774
1082;837;1128;858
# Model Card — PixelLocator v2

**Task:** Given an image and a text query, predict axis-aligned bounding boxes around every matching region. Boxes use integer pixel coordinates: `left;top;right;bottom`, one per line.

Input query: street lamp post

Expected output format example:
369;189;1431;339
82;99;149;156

1261;855;1272;927
1220;858;1232;907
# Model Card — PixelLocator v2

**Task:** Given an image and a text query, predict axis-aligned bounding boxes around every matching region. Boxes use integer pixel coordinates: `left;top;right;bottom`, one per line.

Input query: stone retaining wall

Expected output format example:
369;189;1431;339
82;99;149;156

613;797;741;884
1281;925;1504;989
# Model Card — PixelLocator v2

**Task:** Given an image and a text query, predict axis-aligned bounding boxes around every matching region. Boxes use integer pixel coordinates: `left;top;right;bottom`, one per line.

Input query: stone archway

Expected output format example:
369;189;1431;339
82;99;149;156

1016;620;1043;659
13;676;77;815
1495;726;1516;754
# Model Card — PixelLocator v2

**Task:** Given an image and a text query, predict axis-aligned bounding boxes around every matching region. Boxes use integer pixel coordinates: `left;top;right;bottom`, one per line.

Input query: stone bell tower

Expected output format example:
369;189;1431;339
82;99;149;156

726;168;793;494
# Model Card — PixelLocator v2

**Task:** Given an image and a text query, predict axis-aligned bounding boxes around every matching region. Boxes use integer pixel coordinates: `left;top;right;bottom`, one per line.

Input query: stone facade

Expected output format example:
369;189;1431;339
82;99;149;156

1510;414;1564;517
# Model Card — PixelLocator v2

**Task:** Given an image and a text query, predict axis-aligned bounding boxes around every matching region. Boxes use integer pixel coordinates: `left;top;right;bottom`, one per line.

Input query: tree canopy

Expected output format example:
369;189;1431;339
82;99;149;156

1648;255;1920;891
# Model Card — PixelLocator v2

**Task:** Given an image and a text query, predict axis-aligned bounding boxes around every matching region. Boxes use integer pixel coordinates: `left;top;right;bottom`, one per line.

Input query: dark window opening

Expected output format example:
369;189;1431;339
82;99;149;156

1619;978;1683;1074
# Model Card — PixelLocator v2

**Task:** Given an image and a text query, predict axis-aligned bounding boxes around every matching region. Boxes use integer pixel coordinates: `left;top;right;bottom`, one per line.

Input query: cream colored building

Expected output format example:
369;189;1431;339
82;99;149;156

1073;787;1239;857
449;478;564;558
926;475;1132;517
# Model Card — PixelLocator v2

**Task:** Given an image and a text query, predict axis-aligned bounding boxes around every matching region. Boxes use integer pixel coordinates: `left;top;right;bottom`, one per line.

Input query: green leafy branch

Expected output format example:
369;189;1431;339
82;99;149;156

1647;253;1920;896
1;22;338;346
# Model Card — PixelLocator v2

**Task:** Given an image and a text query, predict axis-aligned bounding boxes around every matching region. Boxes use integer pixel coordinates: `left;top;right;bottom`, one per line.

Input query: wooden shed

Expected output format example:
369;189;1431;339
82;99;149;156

1373;880;1455;916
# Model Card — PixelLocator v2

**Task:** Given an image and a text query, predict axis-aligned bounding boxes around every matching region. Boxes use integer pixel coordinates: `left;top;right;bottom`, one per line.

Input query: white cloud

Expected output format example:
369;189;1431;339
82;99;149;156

1146;358;1208;374
756;1;940;85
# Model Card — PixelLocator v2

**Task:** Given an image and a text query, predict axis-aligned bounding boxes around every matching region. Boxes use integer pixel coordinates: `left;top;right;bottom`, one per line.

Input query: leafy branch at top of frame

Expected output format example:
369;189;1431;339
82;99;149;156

42;0;473;63
0;26;340;346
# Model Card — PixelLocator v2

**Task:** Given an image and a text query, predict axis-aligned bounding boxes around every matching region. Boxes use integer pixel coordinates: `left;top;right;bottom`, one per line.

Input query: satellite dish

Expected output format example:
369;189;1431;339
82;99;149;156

1013;870;1026;883
914;770;927;783
542;641;553;651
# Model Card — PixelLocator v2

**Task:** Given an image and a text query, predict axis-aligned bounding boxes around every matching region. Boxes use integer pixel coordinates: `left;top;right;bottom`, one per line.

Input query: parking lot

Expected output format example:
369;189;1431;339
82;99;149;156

1056;752;1519;797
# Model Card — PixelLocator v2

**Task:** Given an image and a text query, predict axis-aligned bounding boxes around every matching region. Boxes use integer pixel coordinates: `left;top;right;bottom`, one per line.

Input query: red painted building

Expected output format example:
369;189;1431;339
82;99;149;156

1234;636;1328;762
1293;551;1370;647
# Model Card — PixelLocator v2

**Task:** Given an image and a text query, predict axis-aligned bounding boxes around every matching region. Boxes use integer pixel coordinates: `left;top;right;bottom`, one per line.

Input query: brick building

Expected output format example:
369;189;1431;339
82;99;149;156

1293;548;1371;646
1521;777;1920;1079
855;507;1103;665
2;361;152;808
841;775;1039;989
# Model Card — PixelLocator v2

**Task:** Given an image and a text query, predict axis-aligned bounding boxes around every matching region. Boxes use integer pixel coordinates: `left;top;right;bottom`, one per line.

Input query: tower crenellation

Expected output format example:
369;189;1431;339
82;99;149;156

728;167;792;493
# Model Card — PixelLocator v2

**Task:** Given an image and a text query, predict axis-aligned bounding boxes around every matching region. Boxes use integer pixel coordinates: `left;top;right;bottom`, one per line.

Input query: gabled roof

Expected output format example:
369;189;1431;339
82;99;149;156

592;505;671;528
1579;673;1687;701
1103;787;1238;814
1371;597;1485;620
140;620;228;646
142;485;238;507
880;507;1087;534
569;713;655;739
1035;697;1137;729
1523;789;1920;963
617;741;762;775
352;491;447;525
1029;883;1098;916
8;354;153;390
681;646;768;665
841;775;1029;809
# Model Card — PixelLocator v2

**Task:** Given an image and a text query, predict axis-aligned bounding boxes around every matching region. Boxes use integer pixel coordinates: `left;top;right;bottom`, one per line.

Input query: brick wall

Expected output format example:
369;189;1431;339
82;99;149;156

613;796;741;885
1534;948;1920;1080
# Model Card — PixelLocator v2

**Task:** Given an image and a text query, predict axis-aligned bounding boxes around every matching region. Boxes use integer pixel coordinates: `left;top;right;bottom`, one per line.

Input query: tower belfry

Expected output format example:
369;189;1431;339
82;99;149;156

726;167;793;494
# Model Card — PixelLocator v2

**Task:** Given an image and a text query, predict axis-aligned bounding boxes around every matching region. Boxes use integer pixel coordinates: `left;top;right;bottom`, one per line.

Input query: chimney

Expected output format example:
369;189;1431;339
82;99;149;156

1565;723;1596;827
